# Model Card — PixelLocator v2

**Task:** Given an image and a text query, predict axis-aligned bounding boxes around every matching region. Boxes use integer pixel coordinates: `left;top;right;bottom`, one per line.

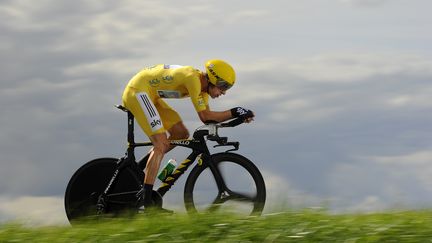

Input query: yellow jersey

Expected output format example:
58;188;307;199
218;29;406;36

126;64;209;112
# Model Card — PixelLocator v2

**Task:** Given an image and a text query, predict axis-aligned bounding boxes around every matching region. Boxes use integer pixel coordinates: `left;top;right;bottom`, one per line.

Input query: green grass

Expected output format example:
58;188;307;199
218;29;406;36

1;210;432;242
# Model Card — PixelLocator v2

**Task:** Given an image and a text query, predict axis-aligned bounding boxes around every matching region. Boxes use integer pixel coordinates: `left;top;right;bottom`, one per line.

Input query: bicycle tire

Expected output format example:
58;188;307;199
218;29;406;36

64;158;142;222
184;153;266;216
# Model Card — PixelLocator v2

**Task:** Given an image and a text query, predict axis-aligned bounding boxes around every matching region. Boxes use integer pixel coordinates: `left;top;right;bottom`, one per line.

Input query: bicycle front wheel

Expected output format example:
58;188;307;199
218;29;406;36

184;153;266;216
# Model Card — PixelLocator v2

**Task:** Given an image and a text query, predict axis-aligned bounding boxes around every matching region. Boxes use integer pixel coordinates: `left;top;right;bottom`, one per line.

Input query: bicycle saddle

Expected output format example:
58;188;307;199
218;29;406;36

115;104;129;112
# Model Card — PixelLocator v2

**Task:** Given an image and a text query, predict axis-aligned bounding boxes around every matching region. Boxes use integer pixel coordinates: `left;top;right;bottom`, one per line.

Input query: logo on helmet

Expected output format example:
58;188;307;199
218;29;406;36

208;68;222;81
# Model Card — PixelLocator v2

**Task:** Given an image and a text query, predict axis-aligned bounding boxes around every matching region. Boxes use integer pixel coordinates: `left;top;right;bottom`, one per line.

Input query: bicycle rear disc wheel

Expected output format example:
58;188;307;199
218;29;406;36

64;158;141;222
184;153;266;216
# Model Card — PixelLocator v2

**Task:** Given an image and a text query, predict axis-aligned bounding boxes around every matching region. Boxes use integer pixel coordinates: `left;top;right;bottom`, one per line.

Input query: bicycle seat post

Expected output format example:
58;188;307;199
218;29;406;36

126;111;136;163
127;111;135;145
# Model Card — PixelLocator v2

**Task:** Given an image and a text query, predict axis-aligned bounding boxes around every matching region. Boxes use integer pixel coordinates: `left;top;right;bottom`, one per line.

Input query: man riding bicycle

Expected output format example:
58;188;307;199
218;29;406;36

121;59;255;212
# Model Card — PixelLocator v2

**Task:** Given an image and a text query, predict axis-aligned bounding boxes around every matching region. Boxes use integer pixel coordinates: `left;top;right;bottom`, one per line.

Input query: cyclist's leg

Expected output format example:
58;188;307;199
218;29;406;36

145;133;169;184
123;87;170;208
136;99;189;170
168;122;188;139
144;121;188;156
157;99;189;152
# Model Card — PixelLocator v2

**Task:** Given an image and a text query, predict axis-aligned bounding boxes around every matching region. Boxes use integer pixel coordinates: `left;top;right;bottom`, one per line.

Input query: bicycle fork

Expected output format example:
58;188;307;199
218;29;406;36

205;157;232;208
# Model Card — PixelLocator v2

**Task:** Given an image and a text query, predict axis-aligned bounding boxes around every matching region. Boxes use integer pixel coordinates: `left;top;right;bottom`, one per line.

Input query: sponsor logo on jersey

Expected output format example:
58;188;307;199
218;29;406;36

150;119;162;128
164;64;183;69
149;78;160;87
162;75;174;84
198;98;205;106
157;90;181;98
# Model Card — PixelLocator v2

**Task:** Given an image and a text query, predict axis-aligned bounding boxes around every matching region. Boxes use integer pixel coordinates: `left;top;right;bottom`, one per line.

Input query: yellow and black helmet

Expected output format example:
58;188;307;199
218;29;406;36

205;59;236;90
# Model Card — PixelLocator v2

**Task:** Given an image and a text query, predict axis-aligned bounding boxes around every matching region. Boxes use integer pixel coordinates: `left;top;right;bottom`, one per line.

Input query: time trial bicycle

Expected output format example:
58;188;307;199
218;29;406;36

64;105;266;223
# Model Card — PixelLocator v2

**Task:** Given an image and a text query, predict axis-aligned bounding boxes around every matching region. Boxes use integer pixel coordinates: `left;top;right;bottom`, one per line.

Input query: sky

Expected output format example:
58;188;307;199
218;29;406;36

1;0;432;225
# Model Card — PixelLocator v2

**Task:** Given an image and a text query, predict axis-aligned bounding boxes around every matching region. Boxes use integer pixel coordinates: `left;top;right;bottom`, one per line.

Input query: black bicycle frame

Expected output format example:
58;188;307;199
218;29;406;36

134;129;228;197
99;108;231;207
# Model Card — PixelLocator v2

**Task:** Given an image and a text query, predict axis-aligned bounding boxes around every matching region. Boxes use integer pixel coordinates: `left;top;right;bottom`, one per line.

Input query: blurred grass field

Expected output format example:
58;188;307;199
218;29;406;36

1;210;432;242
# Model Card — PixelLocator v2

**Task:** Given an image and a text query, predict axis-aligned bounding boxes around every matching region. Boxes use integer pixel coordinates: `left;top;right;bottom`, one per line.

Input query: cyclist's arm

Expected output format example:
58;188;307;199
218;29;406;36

190;88;232;123
198;108;232;123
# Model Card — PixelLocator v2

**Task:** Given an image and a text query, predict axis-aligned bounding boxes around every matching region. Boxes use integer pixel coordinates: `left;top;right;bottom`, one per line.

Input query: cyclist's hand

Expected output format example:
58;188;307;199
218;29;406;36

231;107;255;123
244;116;254;123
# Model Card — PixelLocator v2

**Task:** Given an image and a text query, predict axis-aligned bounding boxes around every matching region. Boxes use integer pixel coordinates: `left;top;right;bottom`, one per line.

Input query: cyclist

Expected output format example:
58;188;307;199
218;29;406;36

121;59;255;212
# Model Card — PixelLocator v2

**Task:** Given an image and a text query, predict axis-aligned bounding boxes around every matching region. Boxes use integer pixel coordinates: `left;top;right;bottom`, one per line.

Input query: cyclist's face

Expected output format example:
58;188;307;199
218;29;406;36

208;85;226;99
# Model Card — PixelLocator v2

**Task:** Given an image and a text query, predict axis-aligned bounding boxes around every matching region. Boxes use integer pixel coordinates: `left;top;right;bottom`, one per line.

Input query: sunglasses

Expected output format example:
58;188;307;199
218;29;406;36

215;79;233;91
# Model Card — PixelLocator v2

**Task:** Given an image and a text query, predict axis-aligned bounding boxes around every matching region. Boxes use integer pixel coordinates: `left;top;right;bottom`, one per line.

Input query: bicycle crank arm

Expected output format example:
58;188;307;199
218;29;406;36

96;195;107;214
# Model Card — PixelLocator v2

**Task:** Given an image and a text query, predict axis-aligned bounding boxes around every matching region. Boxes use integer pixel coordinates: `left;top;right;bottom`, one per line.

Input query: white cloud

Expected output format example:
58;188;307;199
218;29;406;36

63;58;143;79
343;196;388;213
226;52;432;127
339;0;390;7
225;9;269;24
279;53;432;82
326;149;432;212
262;170;323;212
385;90;432;109
0;0;216;56
0;196;68;226
368;150;432;191
371;150;432;165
